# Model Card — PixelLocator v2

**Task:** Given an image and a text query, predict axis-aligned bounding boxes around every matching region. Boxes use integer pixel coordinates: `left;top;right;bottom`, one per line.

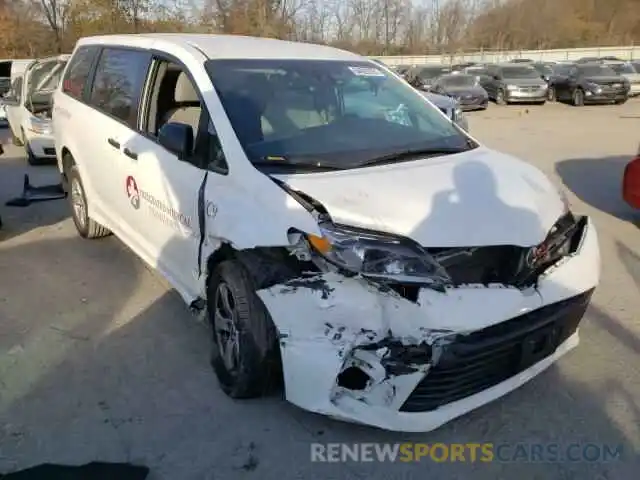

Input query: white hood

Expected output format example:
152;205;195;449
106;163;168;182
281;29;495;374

274;147;565;247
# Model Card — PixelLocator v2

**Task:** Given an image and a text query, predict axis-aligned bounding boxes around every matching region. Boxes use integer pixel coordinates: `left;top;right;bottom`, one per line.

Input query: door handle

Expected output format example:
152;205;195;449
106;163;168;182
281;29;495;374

107;138;120;149
123;148;138;160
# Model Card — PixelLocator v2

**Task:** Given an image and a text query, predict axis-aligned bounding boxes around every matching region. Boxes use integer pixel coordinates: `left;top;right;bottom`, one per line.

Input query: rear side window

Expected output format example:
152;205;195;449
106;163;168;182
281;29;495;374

62;46;98;99
89;48;150;127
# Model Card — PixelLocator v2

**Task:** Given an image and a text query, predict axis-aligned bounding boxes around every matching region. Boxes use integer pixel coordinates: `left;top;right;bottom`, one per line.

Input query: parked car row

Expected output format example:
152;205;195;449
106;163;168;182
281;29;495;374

385;57;640;107
0;55;69;164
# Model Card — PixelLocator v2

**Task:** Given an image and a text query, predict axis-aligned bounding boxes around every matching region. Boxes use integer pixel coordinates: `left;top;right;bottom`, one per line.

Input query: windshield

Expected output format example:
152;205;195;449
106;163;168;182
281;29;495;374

205;59;475;170
578;65;617;77
608;63;635;74
440;75;476;87
417;67;451;79
500;66;540;78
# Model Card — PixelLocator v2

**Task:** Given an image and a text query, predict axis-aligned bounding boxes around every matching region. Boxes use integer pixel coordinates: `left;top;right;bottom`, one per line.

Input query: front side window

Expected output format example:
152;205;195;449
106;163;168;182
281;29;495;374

608;63;635;74
206;59;475;171
89;48;150;127
62;46;98;99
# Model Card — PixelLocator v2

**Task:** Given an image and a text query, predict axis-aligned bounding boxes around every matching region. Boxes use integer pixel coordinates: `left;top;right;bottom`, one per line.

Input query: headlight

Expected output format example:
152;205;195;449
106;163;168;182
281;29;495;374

27;115;52;135
306;222;451;287
586;82;601;93
506;84;518;90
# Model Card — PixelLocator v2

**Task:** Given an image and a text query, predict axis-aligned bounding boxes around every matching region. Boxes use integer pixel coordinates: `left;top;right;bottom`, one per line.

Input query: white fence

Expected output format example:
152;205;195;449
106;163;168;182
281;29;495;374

373;46;640;66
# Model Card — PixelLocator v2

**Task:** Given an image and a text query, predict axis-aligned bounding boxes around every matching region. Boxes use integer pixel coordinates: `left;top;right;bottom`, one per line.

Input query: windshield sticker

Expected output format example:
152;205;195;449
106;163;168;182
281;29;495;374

384;104;411;126
349;66;385;77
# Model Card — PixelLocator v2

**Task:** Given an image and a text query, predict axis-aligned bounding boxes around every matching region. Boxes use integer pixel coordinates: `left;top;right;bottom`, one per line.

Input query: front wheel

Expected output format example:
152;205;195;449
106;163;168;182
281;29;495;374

208;260;282;399
67;165;111;239
615;97;627;105
572;88;585;107
496;89;508;105
547;87;556;102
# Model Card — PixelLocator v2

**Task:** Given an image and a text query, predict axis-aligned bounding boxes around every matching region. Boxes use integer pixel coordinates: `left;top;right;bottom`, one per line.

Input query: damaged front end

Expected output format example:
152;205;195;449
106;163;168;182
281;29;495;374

256;184;599;432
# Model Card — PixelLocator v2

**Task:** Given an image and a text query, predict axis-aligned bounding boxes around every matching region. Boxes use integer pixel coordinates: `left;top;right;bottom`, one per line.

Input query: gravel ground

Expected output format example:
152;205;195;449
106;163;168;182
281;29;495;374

1;100;639;479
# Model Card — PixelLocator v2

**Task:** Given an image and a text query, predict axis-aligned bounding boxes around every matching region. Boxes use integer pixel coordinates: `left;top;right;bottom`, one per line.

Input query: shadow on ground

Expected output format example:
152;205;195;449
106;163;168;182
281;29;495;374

556;156;639;227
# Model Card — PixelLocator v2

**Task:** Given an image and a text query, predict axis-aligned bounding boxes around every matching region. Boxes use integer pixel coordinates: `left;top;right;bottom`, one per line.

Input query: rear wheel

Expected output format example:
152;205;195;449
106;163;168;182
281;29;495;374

68;165;111;239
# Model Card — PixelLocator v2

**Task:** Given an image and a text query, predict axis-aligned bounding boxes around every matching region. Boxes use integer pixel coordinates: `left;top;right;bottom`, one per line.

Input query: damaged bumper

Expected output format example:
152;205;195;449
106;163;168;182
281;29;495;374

257;217;599;432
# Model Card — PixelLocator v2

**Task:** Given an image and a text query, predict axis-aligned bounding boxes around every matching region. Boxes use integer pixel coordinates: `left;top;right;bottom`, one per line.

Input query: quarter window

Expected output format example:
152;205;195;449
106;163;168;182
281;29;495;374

89;48;150;127
62;46;98;99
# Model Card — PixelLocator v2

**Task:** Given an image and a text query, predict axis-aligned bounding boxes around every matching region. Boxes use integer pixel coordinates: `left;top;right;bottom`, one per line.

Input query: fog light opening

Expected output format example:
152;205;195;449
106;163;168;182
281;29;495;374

337;367;371;390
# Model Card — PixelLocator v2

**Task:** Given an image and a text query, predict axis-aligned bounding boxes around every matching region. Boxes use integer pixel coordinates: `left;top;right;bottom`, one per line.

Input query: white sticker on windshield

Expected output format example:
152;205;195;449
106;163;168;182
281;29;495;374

349;66;385;77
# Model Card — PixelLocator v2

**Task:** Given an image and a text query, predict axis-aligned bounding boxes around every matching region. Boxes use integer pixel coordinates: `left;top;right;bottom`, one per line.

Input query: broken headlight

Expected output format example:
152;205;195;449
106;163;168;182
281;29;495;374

306;222;451;287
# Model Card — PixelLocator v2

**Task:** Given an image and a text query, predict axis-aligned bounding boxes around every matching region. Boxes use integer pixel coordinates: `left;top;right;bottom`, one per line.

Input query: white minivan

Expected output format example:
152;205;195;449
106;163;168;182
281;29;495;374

53;34;600;433
4;55;69;164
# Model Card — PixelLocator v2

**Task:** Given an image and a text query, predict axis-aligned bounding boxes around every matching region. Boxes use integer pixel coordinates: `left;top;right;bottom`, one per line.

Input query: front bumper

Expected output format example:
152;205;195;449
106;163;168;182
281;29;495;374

24;129;56;158
505;89;547;103
258;217;600;432
628;84;640;96
456;97;488;111
583;89;627;103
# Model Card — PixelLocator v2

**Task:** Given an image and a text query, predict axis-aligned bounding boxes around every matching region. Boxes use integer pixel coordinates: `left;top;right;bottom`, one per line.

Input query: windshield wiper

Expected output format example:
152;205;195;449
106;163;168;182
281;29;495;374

358;147;468;167
251;160;344;172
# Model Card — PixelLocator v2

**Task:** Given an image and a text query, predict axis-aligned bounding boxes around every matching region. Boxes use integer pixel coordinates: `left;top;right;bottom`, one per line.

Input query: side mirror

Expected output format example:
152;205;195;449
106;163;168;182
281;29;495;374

158;122;193;160
3;95;19;106
493;75;501;80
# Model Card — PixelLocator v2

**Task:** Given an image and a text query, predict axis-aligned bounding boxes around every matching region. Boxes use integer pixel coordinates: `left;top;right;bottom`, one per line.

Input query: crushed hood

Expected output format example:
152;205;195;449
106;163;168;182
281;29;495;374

273;147;565;247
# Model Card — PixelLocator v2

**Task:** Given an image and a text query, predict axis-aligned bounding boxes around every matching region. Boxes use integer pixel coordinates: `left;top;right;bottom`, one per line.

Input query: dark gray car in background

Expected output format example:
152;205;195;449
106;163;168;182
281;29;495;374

406;65;452;91
430;73;489;110
480;64;548;105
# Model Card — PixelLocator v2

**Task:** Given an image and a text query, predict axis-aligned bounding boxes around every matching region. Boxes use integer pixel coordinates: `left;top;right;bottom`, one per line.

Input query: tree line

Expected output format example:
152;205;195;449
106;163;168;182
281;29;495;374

1;0;639;59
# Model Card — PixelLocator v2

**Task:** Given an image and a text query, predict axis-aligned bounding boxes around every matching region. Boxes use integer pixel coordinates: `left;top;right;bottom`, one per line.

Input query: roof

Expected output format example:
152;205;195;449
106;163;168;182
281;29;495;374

76;34;363;62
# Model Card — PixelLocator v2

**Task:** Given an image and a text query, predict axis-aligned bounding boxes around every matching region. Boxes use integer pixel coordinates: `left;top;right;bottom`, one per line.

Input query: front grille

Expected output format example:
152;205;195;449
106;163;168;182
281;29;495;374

400;289;594;412
518;86;542;92
43;148;56;156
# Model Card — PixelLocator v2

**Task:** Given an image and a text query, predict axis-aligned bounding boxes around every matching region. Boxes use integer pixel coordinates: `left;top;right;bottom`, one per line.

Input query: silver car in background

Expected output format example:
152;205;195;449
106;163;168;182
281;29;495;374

604;61;640;97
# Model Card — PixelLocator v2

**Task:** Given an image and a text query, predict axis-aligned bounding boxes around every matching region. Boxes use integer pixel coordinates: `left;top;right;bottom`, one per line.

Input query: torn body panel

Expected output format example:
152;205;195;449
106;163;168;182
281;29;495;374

256;217;599;432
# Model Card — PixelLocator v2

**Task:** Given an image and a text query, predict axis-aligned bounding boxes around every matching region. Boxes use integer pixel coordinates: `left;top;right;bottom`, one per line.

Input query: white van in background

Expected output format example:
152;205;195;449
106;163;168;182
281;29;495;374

4;55;69;164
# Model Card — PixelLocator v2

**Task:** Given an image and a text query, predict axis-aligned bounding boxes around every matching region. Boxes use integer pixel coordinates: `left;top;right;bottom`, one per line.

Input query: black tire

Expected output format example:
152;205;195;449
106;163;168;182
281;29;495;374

534;100;546;106
495;88;508;105
547;87;556;102
67;165;111;239
208;260;281;399
615;97;627;105
572;88;585;107
11;129;23;146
